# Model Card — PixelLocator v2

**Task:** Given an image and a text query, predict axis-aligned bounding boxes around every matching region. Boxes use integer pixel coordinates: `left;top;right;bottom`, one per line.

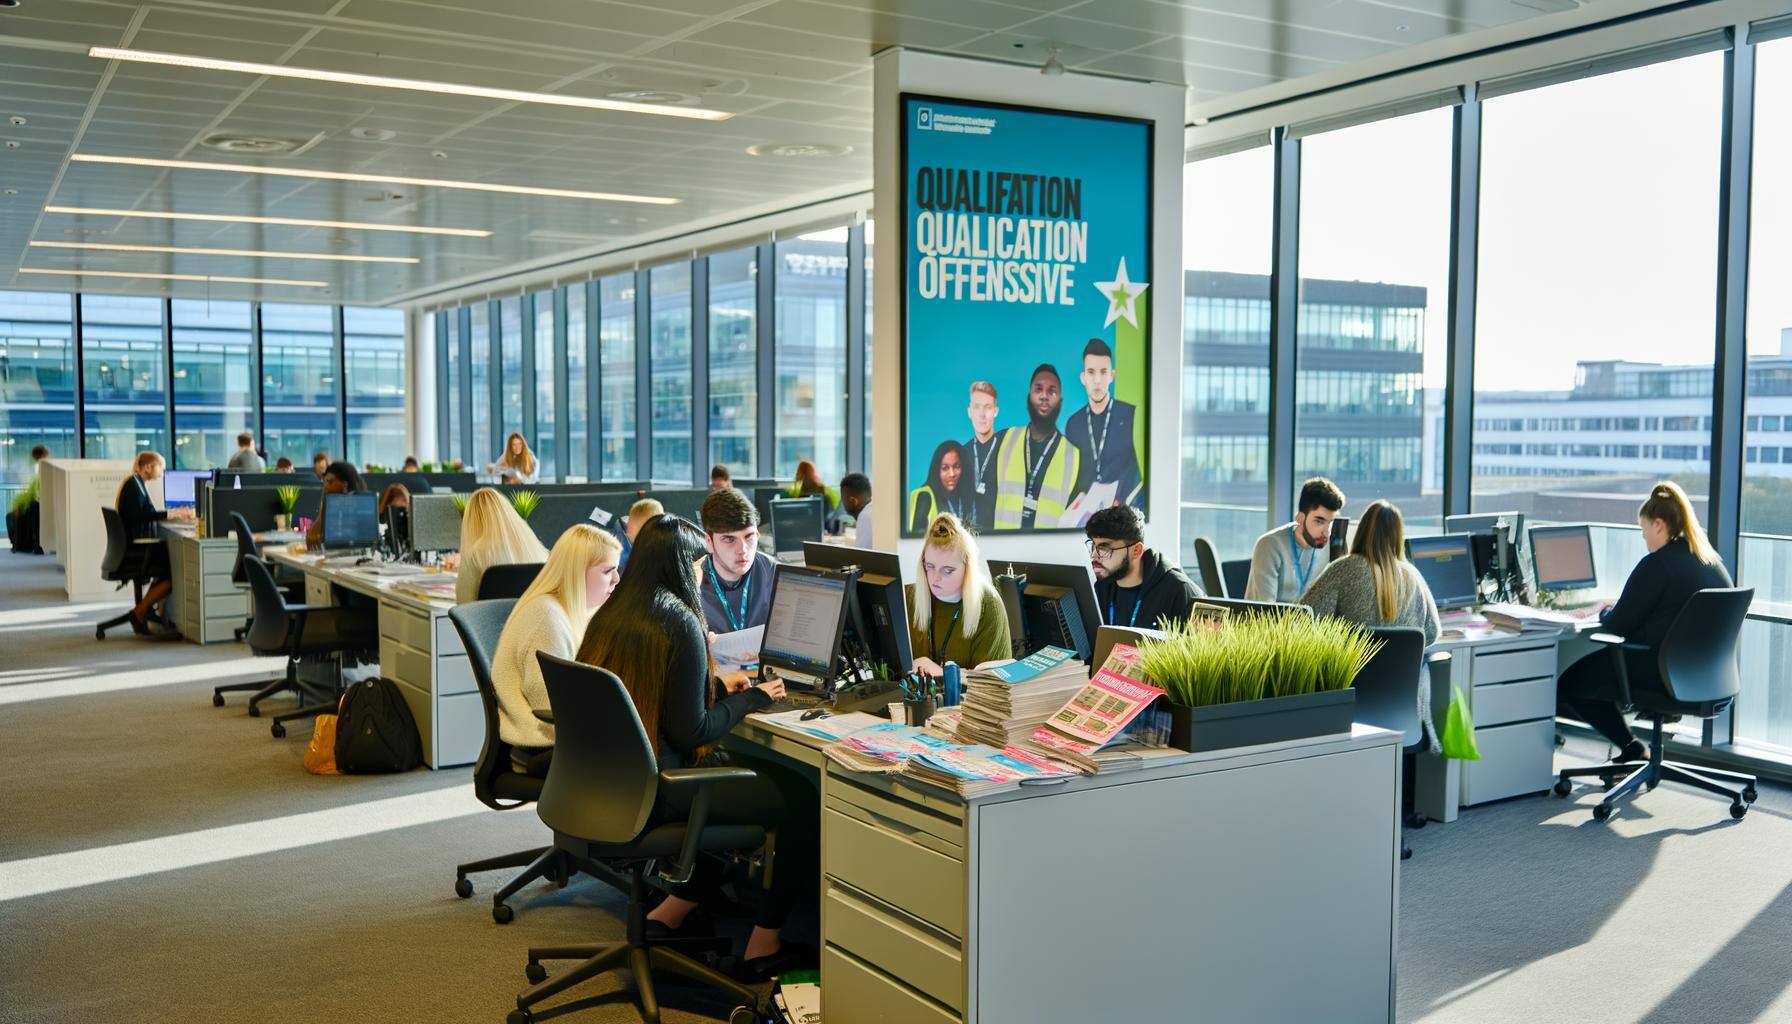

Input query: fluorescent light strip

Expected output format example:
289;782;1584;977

31;240;418;265
69;153;679;205
89;47;734;122
45;205;490;238
21;268;327;288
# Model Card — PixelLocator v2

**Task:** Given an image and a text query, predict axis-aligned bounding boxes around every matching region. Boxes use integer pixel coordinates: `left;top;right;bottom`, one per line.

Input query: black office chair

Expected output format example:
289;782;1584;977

94;506;166;640
448;599;582;924
1193;537;1226;597
1352;627;1450;860
215;512;305;703
1221;558;1251;600
477;562;546;601
1554;587;1760;821
240;556;376;738
510;653;768;1024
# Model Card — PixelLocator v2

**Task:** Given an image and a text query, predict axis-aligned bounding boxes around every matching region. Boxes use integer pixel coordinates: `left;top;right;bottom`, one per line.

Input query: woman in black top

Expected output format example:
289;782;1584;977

1557;482;1733;762
115;451;180;633
576;515;815;979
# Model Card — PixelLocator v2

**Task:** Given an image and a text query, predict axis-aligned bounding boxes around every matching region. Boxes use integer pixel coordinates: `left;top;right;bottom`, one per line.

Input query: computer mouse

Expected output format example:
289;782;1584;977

800;708;832;722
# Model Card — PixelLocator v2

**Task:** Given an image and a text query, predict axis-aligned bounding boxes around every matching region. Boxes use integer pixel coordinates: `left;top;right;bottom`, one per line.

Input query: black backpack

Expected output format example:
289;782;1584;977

334;677;423;773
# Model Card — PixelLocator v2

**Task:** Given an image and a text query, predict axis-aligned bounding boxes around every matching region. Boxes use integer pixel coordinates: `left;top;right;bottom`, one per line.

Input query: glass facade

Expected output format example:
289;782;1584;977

81;295;167;463
0;292;76;510
443;310;462;466
532;291;556;483
170;299;253;471
565;285;588;481
708;248;757;474
599;274;637;481
261;302;338;464
650;263;693;484
775;234;848;480
498;296;524;465
469;302;492;469
344;306;406;469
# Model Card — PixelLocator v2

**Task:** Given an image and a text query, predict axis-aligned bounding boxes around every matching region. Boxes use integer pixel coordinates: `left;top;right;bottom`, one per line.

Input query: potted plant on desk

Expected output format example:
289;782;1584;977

508;489;540;521
1137;612;1379;752
274;486;301;532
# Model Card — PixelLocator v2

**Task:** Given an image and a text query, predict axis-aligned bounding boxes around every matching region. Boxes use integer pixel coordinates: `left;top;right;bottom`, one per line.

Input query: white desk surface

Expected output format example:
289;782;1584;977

264;548;455;614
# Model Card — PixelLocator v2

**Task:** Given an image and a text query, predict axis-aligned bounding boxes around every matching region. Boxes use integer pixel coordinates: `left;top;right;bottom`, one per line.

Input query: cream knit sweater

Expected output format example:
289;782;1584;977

491;595;577;750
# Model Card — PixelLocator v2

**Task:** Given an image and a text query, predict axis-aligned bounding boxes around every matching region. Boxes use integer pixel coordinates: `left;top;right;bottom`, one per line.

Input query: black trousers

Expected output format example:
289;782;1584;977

660;752;819;932
1557;649;1668;749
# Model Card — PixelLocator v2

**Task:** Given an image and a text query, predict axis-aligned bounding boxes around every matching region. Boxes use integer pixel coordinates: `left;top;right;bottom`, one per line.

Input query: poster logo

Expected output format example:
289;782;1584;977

916;107;933;130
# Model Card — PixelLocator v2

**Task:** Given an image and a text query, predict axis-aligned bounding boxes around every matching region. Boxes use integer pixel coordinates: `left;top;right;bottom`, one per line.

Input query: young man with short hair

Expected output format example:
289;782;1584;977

1085;506;1201;629
227;432;265;472
273;457;295;473
710;464;733;491
312;451;331;480
838;472;873;549
964;381;1000;531
625;498;663;543
697;488;776;634
1245;478;1347;603
1065;338;1141;515
992;364;1081;531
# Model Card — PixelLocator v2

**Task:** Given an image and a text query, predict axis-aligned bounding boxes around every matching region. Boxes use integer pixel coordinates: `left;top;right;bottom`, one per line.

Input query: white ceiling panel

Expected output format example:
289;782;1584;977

0;0;1603;305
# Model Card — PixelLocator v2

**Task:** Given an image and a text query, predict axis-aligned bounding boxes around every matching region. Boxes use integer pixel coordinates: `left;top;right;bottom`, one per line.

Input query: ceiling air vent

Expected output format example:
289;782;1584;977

199;131;325;156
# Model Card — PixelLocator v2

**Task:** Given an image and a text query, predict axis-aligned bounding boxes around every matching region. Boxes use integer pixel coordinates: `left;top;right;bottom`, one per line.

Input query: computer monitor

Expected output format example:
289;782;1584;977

321;492;379;551
992;560;1100;661
408;493;462;553
1530;524;1598;592
759;564;852;691
162;469;208;509
383;504;410;559
769;496;824;557
1406;534;1480;610
752;486;786;528
1328;516;1350;562
1445;512;1524;548
801;543;912;678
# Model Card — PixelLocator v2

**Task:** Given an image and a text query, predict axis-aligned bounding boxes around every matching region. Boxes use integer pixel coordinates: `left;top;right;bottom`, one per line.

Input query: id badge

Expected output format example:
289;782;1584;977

975;482;986;495
1022;496;1039;511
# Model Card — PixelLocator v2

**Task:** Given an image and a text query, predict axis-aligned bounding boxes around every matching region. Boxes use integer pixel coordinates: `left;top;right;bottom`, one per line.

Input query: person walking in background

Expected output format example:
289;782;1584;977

227;433;265;472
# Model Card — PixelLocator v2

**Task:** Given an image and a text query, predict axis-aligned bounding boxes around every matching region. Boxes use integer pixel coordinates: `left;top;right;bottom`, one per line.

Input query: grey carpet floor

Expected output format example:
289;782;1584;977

2;548;1790;1023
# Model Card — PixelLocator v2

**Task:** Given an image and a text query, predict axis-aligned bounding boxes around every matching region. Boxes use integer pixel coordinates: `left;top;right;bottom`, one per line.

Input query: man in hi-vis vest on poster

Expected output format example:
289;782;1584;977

993;364;1082;530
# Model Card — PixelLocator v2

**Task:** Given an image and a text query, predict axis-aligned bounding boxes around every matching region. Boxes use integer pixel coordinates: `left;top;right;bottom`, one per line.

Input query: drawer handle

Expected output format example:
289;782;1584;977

828;880;961;949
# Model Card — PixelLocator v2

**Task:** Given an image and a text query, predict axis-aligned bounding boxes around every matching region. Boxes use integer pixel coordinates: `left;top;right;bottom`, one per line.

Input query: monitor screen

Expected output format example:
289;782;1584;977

1444;512;1524;548
162;469;208;507
1407;534;1480;609
770;497;824;555
321;492;380;550
993;560;1099;660
1530;525;1598;591
408;494;462;553
760;565;849;681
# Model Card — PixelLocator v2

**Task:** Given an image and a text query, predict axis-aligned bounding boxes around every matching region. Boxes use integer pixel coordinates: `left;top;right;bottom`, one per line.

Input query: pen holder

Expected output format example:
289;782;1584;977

903;697;937;727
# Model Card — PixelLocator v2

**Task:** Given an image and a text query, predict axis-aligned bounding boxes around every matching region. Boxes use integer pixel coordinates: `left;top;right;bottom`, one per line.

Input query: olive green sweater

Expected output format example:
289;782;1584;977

906;585;1012;671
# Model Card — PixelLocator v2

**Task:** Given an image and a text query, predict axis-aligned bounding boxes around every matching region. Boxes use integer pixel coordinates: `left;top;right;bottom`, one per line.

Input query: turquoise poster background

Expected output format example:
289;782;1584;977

902;94;1152;535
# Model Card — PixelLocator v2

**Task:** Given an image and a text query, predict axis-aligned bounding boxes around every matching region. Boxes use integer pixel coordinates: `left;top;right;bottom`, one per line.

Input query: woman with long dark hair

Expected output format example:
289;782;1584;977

908;440;972;533
576;514;816;978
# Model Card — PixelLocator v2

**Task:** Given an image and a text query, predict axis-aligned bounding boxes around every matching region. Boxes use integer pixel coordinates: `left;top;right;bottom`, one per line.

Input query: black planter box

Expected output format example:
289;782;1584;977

1166;688;1356;753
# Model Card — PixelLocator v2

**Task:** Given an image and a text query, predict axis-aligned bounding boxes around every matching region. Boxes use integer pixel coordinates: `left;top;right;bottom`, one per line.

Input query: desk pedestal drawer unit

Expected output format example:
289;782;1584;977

1420;633;1571;822
162;529;249;644
379;599;480;769
815;729;1401;1024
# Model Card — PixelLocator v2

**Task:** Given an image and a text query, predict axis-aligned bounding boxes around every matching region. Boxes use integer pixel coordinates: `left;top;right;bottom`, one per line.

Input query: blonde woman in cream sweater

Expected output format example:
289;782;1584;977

455;487;550;605
490;524;622;774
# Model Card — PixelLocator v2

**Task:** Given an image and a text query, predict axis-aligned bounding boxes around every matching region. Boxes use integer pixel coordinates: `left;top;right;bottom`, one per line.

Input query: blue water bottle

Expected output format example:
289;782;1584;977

941;662;962;707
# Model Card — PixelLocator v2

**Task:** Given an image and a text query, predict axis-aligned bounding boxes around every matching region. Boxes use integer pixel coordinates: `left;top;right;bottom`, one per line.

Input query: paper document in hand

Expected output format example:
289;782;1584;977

1057;480;1119;528
711;625;764;668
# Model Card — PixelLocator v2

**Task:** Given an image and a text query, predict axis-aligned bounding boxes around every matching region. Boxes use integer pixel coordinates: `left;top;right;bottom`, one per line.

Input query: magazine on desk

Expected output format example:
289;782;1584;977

956;646;1089;748
1021;643;1171;774
901;742;1076;796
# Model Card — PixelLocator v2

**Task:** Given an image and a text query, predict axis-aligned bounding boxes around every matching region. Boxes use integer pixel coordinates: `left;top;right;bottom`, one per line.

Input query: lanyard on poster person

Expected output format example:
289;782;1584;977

972;436;997;496
1024;434;1060;503
1087;405;1112;472
710;560;751;632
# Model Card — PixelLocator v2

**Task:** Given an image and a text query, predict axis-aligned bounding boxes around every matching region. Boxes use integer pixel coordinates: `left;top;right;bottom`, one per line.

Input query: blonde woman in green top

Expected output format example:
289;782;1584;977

908;512;1012;675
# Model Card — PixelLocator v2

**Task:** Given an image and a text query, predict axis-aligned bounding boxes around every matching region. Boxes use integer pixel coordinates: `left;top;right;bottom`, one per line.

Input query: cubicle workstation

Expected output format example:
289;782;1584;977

37;458;140;600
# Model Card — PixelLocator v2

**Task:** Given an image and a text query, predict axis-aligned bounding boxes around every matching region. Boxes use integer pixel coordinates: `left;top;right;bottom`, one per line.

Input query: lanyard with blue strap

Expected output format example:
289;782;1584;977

1290;525;1317;595
709;559;752;632
1108;590;1143;628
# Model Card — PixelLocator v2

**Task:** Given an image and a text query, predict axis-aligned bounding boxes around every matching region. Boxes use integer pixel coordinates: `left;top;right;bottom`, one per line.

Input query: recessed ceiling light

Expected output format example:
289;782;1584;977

607;89;693;105
349;127;397;142
30;240;420;264
43;205;490;237
201;132;316;155
20;268;327;287
746;143;853;159
89;47;735;122
70;153;680;205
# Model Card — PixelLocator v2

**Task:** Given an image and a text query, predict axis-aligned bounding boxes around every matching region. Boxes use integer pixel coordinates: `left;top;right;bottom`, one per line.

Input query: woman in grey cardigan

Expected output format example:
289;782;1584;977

1301;499;1441;747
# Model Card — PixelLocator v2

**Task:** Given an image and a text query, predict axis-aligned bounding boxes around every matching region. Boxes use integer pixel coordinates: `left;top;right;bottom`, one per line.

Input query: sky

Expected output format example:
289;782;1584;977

1181;43;1792;395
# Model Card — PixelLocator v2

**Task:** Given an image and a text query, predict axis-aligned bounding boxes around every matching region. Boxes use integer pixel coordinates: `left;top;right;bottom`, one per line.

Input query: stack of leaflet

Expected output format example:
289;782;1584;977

900;742;1075;797
1020;642;1171;775
955;646;1088;749
391;573;458;604
1481;602;1583;636
821;722;958;774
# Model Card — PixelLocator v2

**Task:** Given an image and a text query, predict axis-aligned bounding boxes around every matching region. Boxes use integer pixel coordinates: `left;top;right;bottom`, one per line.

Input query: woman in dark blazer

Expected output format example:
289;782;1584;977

115;451;178;633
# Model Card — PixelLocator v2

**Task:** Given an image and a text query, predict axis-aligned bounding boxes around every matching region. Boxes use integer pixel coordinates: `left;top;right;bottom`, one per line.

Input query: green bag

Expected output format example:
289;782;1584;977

1439;685;1481;761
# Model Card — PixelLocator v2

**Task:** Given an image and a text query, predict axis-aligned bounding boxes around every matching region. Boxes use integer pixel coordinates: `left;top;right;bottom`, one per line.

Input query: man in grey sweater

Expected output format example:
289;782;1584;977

1245;478;1345;602
226;432;265;472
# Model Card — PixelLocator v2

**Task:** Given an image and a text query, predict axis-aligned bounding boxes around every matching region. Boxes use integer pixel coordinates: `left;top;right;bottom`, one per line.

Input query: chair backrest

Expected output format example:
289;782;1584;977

241;556;295;654
1221;559;1251;600
99;506;129;576
1193;537;1226;597
230;511;259;584
477;562;545;601
535;653;660;844
448;599;520;807
1656;586;1754;709
1351;627;1426;747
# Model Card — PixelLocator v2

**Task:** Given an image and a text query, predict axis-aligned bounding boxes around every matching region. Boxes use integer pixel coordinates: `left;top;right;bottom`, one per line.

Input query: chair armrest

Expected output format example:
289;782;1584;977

1426;650;1452;665
1589;632;1646;649
131;537;162;545
657;766;759;884
1588;633;1643;707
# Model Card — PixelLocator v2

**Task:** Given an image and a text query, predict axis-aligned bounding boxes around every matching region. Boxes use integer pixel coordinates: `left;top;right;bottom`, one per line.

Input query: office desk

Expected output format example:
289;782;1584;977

264;550;478;769
159;524;304;644
1416;621;1600;823
730;717;1403;1024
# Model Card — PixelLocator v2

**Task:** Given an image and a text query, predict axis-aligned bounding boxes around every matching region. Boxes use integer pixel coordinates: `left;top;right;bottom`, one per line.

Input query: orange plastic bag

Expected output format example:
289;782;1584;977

304;696;345;775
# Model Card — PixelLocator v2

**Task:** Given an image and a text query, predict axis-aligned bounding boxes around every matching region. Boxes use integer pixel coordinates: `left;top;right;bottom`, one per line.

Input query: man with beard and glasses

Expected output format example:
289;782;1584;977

1085;505;1202;629
992;363;1082;530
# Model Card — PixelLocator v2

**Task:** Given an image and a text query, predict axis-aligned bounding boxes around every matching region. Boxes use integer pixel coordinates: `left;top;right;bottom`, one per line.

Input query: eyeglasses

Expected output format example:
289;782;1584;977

1085;540;1129;558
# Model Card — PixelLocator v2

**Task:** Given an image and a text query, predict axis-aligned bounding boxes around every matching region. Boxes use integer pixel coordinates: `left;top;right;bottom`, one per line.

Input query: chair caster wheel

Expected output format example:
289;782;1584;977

1403;810;1427;830
730;1007;770;1024
1553;778;1572;798
95;626;106;641
1400;845;1412;861
1731;800;1749;820
1743;785;1758;804
212;692;225;707
454;878;473;899
493;903;515;924
248;704;261;718
525;962;547;984
271;722;286;739
1592;802;1613;822
508;1010;532;1024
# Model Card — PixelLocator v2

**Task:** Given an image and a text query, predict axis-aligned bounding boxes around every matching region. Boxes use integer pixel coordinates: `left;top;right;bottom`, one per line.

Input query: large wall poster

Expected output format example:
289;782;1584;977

900;94;1153;537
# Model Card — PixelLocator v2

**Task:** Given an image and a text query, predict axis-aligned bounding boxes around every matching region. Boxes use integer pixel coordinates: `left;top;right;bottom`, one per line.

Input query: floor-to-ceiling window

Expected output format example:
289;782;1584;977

260;302;338;465
1183;145;1274;562
469;302;493;469
497;296;524;467
81;295;167;462
1473;53;1723;589
344;306;406;469
169;299;253;470
565;283;588;481
599;274;637;481
774;233;848;480
0;291;75;509
532;291;557;482
650;263;693;484
443;311;463;466
1297;108;1451;532
863;219;875;477
708;247;757;474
